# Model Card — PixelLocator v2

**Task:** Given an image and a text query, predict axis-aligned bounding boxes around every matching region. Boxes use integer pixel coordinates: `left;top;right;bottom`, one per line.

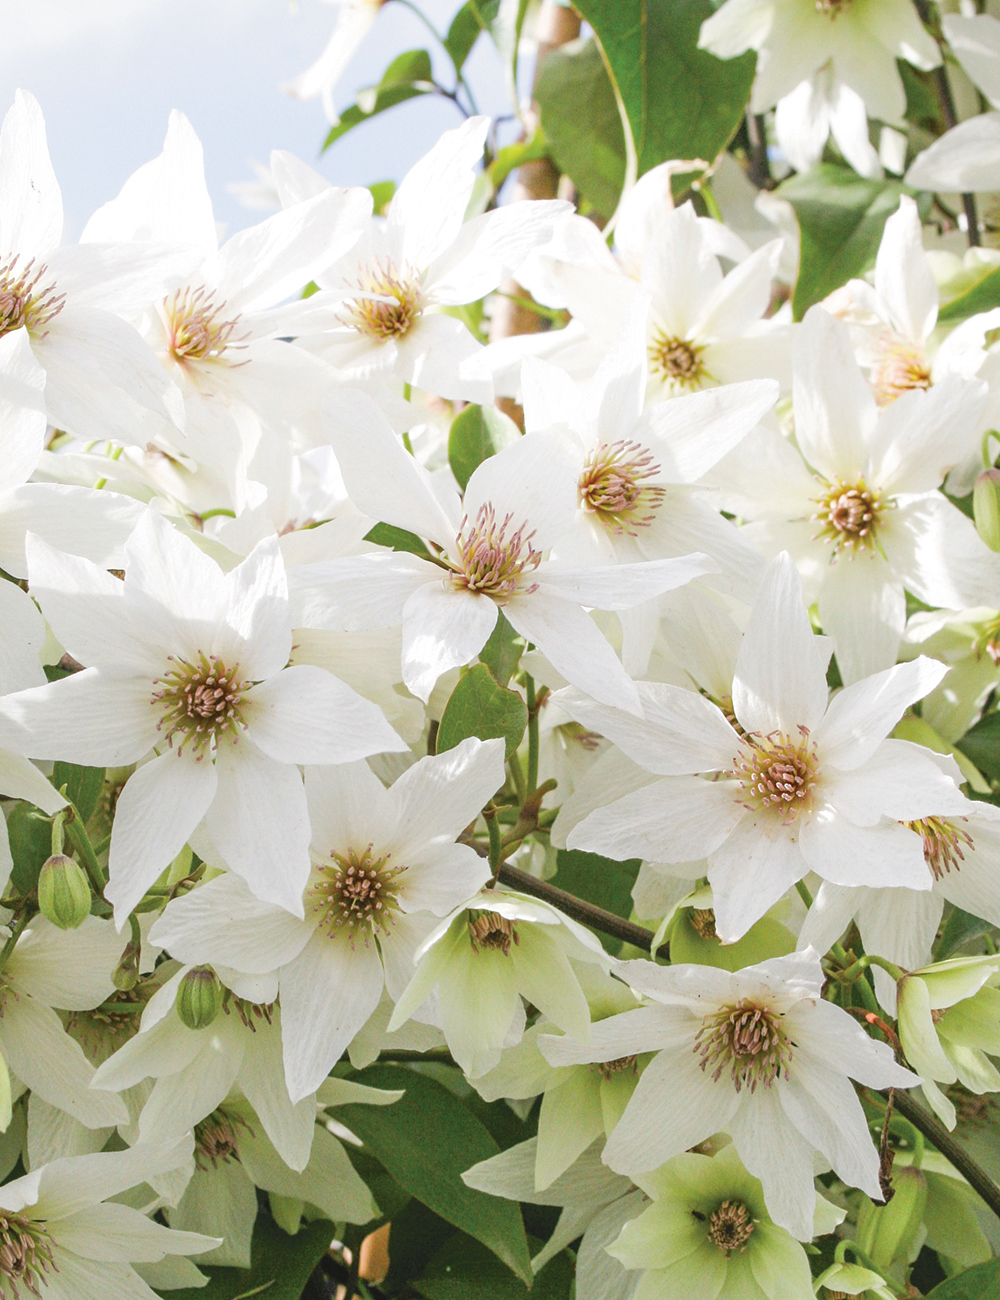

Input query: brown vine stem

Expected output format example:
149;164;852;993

497;862;669;958
891;1089;1000;1224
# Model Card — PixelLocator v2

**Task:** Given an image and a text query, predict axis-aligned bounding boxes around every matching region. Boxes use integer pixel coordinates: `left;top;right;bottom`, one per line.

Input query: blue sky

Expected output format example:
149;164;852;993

0;0;511;239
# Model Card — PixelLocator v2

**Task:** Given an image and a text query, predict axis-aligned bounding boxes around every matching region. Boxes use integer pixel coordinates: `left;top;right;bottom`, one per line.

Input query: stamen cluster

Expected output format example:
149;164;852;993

707;1199;755;1255
152;652;250;757
905;816;974;881
468;911;519;956
811;478;888;556
163;286;247;364
648;331;707;389
342;260;422;340
448;505;541;603
578;440;666;534
732;727;819;822
694;999;793;1092
308;844;405;946
593;1054;638;1082
222;994;274;1032
0;1211;56;1300
0;256;64;340
869;338;931;405
690;907;718;940
194;1109;252;1169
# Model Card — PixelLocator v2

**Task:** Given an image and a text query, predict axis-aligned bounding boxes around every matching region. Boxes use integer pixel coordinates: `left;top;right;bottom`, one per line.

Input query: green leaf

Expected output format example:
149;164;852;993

448;403;519;491
158;1214;335;1300
936;904;999;960
438;664;528;761
670;909;795;970
52;763;104;824
572;0;755;178
7;803;53;895
323;51;434;152
535;38;626;219
368;179;396;215
487;129;549;194
339;1064;532;1284
445;0;500;73
925;1259;1000;1298
416;1230;573;1299
777;165;910;319
364;522;432;559
478;611;524;688
957;711;1000;783
939;264;1000;322
553;849;640;951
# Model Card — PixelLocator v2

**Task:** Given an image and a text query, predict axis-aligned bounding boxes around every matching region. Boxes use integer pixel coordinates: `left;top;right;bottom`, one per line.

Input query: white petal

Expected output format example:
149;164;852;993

798;810;932;890
815;656;948;769
824;739;969;825
874;197;937;344
401;581;497;702
869;378;986;497
388;736;506;857
0;748;64;815
0;671;157;766
427;200;570;305
793;308;877;482
121;510;226;652
569;777;743;864
280;931;384;1101
817;551;906;686
305;758;397;855
289;551;440;633
708;816;806;943
463;429;580;551
537;553;716;611
106;752;218;926
733;552;831;735
0;483;146;580
218;535;291;680
642;378;779;484
728;1087;818;1240
0;329;46;496
10;916;119;1010
54;1201;216;1263
943;13;1000;104
0;90;62;257
245;665;404;764
388;117;488;270
906;112;1000;193
238;1017;316;1171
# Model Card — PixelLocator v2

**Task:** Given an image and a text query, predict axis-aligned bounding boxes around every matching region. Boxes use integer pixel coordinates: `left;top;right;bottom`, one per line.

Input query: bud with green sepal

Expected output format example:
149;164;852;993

815;1259;895;1299
974;467;1000;552
896;954;1000;1128
856;1163;927;1278
37;854;91;931
175;965;224;1030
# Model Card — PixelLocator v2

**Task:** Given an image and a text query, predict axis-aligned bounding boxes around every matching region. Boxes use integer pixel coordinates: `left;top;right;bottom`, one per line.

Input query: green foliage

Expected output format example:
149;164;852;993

535;38;626;219
573;0;755;177
52;762;104;823
957;711;1000;784
158;1213;336;1300
486;0;532;104
338;1064;533;1283
553;849;640;950
416;1230;574;1298
368;179;397;215
925;1258;1000;1298
670;909;795;969
323;50;434;151
448;403;519;490
939;265;1000;322
478;611;524;687
364;522;432;559
445;0;501;74
7;803;53;895
438;664;528;760
778;165;911;319
936;904;999;959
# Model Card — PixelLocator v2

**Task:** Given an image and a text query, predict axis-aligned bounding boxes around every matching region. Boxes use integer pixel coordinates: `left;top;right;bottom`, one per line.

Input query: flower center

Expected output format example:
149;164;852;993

578;441;666;535
447;505;541;604
870;338;931;406
592;1055;638;1082
221;993;274;1033
468;911;519;956
307;844;405;946
695;999;793;1092
152;652;251;758
0;256;64;340
66;986;147;1059
341;259;422;340
707;1199;755;1255
163;286;247;364
690;907;718;940
194;1109;252;1169
0;1210;56;1299
648;332;707;390
732;728;819;823
811;478;889;556
905;816;974;881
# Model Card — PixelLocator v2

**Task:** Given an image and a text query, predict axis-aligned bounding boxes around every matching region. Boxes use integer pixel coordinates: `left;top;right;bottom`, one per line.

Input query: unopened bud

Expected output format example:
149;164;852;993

175;966;224;1030
857;1164;927;1271
974;468;1000;551
37;854;91;930
112;940;141;991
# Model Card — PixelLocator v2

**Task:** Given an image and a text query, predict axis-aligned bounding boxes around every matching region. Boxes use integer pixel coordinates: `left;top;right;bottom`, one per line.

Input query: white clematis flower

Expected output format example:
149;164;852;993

0;91;189;446
147;739;504;1101
0;1137;217;1298
283;0;387;122
298;117;570;402
387;888;610;1079
700;0;940;178
708;306;1000;682
290;390;716;711
556;552;962;943
0;509;405;922
539;949;919;1241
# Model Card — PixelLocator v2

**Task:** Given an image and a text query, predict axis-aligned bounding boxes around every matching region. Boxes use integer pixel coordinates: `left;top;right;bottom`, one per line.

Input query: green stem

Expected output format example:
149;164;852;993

839;953;904;984
794;879;813;909
834;1239;883;1273
526;675;540;795
0;909;31;973
62;801;106;895
485;807;502;883
50;808;68;857
892;1088;1000;1223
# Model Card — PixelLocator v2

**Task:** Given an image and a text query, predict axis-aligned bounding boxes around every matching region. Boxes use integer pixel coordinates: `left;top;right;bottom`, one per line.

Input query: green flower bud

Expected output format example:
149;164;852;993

112;940;141;991
175;966;224;1030
815;1260;895;1300
37;854;91;931
856;1164;927;1272
974;468;1000;552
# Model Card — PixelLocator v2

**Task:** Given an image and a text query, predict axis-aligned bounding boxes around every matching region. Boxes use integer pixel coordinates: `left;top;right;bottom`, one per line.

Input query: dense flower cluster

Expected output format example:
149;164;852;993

5;0;1000;1294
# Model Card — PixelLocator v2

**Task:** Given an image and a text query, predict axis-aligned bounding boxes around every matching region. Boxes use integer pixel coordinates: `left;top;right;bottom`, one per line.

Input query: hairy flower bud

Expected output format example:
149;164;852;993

974;468;1000;552
37;854;91;930
175;966;224;1030
857;1164;927;1272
